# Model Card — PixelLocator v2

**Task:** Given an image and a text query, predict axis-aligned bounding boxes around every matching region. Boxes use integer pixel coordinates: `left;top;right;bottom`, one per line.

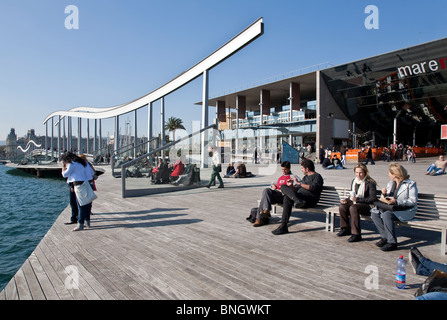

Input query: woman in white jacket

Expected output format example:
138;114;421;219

61;152;95;231
371;163;418;251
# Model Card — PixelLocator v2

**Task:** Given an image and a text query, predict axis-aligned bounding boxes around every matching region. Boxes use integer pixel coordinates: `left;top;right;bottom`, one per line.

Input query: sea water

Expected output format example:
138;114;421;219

0;164;68;291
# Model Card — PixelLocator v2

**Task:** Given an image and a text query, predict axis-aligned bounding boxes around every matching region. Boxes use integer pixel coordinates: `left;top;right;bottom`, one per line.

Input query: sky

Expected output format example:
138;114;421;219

1;0;447;142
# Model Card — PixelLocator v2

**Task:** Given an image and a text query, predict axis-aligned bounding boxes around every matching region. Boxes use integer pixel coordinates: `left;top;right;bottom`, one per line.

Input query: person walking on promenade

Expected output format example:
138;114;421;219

371;163;418;251
365;146;375;165
61;152;94;231
250;161;295;227
338;163;377;242
206;148;224;189
272;159;323;235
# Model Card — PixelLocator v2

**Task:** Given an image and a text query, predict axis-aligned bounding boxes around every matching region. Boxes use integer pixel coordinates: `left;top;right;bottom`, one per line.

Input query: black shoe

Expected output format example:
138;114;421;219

347;234;362;242
409;247;423;274
218;184;224;188
272;225;289;235
206;184;210;189
410;247;424;260
337;228;351;237
293;200;305;209
64;221;77;225
381;243;398;252
375;238;388;247
246;216;256;223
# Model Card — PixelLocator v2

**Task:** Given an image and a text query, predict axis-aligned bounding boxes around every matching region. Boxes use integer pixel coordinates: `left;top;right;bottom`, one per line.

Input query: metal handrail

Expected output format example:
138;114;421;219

114;137;159;158
121;124;216;196
111;137;159;176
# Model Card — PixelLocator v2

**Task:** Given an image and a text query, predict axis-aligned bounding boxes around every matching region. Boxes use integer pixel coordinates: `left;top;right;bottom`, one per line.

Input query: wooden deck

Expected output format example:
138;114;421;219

1;160;446;300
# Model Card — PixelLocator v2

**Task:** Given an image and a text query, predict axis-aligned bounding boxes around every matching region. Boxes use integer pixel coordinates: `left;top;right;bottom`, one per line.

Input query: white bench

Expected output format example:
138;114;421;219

258;186;346;232
326;191;447;255
259;186;447;255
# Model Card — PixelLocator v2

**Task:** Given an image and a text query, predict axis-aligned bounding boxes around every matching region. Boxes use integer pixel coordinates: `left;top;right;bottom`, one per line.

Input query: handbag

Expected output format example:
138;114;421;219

74;180;97;206
246;207;258;223
415;270;447;297
373;200;411;211
373;191;412;211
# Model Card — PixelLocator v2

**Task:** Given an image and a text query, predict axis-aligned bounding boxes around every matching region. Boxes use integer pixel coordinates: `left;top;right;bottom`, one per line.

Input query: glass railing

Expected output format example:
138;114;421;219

111;137;159;177
120;124;217;197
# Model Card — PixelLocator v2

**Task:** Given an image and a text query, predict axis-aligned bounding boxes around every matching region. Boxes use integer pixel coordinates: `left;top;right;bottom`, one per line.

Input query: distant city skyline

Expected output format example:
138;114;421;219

1;1;447;141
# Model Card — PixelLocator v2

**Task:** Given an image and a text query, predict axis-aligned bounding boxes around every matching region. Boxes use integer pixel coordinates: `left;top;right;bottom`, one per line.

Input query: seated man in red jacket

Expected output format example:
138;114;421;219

272;159;324;235
251;161;299;227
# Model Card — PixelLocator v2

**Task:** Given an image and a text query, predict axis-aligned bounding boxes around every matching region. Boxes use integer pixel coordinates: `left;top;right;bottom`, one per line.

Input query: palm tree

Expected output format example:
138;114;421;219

164;116;185;142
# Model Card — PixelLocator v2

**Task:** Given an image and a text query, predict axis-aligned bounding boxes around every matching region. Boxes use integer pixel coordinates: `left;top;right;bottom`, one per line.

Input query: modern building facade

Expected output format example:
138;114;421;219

209;37;447;157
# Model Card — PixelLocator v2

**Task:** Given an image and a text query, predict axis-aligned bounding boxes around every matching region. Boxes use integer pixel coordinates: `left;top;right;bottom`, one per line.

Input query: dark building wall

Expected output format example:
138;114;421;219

321;37;447;147
317;71;351;151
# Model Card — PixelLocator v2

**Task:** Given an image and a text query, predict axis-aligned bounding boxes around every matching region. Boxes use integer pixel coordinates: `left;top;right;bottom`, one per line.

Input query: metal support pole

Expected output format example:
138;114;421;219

51;117;54;160
393;117;397;145
114;115;119;155
67;116;71;152
134;109;138;158
259;95;263;152
99;119;102;154
201;70;209;168
58;115;61;160
86;119;90;155
45;122;48;161
160;97;165;158
78;118;82;153
148;102;153;152
160;98;165;146
62;116;66;152
94;119;97;156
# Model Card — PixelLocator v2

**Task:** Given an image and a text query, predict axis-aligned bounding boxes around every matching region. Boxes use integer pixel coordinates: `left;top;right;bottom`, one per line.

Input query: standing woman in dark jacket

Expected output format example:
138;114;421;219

338;163;377;242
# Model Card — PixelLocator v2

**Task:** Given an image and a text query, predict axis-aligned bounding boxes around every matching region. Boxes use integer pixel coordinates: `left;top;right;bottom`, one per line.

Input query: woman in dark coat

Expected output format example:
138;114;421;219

338;163;377;242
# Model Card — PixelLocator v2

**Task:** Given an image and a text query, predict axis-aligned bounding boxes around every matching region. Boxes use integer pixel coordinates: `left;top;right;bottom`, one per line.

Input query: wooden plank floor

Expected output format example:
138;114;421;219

2;160;446;300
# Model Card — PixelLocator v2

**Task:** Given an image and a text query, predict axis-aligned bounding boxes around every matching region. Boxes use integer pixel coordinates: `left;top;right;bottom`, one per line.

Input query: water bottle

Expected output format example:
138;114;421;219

396;255;406;289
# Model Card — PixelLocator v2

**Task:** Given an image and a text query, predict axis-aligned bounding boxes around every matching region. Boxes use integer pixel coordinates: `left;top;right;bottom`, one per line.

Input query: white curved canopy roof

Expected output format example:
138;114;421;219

44;18;264;125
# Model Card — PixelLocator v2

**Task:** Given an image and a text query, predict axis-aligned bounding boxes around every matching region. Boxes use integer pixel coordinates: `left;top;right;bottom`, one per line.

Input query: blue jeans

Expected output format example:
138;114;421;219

76;181;93;229
77;202;92;229
415;292;447;300
416;257;447;277
426;164;445;175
